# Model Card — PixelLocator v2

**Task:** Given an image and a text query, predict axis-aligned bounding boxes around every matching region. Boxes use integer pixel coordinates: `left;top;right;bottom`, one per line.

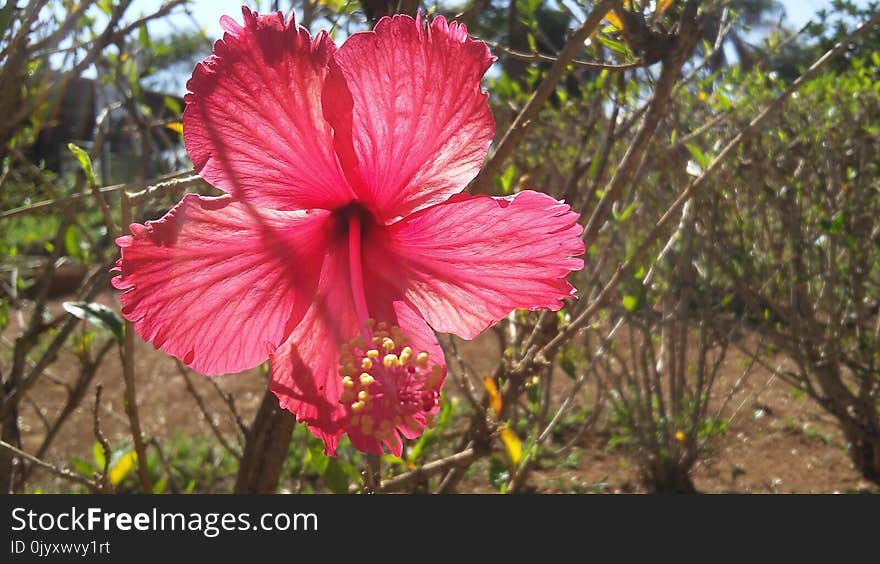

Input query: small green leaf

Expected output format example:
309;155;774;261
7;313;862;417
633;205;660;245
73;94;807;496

63;302;124;343
685;142;711;169
597;35;634;58
614;202;636;222
152;477;168;494
137;24;151;48
306;437;329;474
64;225;89;262
322;459;350;494
497;165;516;194
92;442;106;470
622;295;639;312
488;456;510;493
70;457;94;477
163;96;182;115
67;143;96;185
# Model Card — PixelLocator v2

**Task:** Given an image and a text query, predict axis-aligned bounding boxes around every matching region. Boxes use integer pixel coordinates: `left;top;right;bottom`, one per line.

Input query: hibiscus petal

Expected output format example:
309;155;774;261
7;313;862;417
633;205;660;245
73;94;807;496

113;194;331;375
184;7;353;211
269;240;355;455
324;13;495;223
370;191;585;339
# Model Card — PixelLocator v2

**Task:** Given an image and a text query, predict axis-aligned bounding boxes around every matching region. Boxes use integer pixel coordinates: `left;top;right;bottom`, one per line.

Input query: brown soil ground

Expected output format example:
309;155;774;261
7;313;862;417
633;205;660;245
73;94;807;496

4;295;874;494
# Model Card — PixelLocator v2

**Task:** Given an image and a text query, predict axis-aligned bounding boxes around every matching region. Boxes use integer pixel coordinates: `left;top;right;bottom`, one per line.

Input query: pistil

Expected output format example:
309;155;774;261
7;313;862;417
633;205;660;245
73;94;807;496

347;211;371;340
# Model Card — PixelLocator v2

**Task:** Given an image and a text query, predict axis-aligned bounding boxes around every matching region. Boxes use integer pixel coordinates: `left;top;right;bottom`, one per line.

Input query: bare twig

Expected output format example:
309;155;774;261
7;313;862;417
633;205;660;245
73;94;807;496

31;339;115;465
207;379;248;440
0;170;206;221
353;448;477;493
0;439;99;492
468;0;617;193
93;384;113;493
175;360;242;459
119;192;152;493
485;39;646;71
535;9;880;367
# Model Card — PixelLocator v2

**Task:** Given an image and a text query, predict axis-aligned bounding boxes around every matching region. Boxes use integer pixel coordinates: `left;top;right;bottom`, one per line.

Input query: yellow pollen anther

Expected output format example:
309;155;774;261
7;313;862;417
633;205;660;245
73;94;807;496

383;354;399;368
416;352;429;368
366;349;380;359
342;376;354;389
399;346;412;363
382;337;396;351
351;401;365;413
360;373;375;387
358;390;370;402
361;357;373;370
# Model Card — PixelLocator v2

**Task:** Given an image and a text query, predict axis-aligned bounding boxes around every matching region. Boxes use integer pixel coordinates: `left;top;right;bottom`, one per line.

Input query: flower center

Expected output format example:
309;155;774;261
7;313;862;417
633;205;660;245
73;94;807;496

339;321;442;444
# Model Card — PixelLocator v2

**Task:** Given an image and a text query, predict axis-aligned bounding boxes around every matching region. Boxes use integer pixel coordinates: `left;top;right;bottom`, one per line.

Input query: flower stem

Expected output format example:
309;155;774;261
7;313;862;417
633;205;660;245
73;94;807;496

348;211;371;339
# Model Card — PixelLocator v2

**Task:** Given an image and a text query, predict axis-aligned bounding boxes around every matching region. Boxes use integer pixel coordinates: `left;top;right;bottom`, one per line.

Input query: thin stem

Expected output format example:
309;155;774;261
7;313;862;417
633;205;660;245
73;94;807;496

120;192;152;493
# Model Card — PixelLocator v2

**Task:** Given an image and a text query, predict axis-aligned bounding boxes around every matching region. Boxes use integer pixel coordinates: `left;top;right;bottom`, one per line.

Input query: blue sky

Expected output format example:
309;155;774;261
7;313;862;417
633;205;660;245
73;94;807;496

131;0;859;39
122;0;870;94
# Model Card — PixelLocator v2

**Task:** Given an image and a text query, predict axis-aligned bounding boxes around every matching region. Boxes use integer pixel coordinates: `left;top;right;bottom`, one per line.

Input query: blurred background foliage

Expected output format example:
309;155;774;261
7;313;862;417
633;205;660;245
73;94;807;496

1;0;878;494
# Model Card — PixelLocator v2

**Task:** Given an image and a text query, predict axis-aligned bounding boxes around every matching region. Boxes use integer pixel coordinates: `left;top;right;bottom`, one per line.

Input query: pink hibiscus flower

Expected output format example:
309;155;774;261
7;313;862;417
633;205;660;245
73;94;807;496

112;8;584;456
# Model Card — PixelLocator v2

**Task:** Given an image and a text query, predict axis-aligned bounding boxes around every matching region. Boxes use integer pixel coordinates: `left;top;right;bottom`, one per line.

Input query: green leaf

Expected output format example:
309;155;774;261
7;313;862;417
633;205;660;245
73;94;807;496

163;96;182;116
613;202;636;222
152;477;168;494
559;353;577;380
138;24;151;48
684;142;711;169
597;35;634;58
488;456;510;493
434;393;453;429
322;459;350;494
0;299;8;332
67;143;96;185
92;442;106;470
497;165;516;194
63;302;124;343
306;437;329;474
63;225;90;262
70;457;94;476
622;295;639;312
